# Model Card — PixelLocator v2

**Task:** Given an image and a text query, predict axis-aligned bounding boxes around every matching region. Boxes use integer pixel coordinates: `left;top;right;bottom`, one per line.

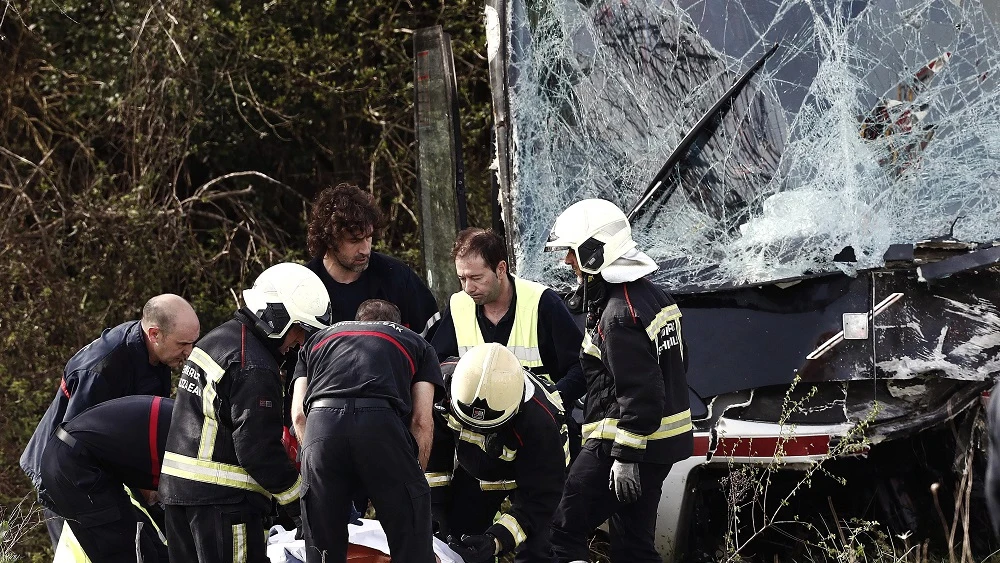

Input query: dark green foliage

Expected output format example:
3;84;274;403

0;0;491;557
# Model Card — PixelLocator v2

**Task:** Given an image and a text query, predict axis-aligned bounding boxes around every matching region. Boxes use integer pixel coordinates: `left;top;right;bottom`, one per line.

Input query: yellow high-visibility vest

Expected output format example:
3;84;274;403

451;277;547;371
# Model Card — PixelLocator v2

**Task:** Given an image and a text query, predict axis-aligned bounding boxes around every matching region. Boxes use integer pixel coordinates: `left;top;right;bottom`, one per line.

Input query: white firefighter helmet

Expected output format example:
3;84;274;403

242;262;332;338
545;198;657;283
450;343;526;430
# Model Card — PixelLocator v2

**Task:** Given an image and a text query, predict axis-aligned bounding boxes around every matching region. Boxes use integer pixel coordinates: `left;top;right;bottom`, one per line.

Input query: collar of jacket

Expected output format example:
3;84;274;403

583;275;609;330
234;308;286;361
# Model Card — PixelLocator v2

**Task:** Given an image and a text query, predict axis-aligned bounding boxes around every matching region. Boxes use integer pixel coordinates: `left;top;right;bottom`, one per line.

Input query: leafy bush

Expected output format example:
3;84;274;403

0;0;491;557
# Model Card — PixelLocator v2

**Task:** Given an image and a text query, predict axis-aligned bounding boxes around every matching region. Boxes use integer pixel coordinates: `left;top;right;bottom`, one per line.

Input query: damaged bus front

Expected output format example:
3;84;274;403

482;0;1000;558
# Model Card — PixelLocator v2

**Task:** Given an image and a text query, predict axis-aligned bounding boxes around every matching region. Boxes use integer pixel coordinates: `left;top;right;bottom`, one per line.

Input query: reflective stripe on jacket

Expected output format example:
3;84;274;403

580;278;694;464
425;364;568;553
159;314;300;513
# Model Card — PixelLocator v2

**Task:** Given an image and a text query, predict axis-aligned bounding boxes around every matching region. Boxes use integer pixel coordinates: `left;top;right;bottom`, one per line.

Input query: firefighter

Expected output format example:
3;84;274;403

159;262;331;563
544;199;694;563
290;299;443;563
21;293;199;547
41;395;173;563
430;228;586;406
426;344;569;563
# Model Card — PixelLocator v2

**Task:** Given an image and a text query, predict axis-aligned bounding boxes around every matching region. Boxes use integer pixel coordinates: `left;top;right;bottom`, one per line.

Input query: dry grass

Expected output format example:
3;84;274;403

0;496;45;563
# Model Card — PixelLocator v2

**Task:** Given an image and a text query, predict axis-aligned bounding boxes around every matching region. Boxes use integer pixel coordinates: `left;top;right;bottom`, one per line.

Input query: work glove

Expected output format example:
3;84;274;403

609;459;641;503
483;433;505;458
446;533;499;563
348;503;363;526
432;502;450;540
292;515;304;540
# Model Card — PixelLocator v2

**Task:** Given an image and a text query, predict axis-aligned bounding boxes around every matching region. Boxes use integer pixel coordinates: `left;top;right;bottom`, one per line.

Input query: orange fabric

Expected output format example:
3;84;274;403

346;544;392;562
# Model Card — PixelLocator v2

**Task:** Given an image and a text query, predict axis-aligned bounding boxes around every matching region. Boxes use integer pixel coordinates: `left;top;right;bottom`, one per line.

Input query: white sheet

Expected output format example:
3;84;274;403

266;520;465;563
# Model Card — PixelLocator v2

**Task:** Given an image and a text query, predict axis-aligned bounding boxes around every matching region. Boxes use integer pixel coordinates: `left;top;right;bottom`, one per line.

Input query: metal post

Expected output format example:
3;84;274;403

415;26;464;307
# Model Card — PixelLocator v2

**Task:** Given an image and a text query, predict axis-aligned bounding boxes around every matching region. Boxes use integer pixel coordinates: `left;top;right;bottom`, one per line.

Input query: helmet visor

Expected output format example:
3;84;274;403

295;321;321;336
315;302;334;328
296;302;334;335
544;228;576;253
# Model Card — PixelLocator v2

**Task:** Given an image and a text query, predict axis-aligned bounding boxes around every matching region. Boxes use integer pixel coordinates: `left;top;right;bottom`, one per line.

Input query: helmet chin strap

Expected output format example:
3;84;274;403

582;274;607;330
236;307;286;360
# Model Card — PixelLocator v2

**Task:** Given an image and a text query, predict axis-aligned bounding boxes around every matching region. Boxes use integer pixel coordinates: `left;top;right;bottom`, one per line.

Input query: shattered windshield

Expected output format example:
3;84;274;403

498;0;1000;291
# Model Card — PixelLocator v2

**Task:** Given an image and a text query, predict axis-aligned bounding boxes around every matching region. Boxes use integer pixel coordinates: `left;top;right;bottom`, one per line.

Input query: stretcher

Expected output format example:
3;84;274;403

266;519;465;563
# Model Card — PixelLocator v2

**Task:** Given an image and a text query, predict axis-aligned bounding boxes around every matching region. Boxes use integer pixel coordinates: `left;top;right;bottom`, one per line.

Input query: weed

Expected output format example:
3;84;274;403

0;496;44;563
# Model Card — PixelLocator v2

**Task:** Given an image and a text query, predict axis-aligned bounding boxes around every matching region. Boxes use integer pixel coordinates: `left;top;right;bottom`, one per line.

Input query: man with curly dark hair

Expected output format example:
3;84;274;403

305;183;439;336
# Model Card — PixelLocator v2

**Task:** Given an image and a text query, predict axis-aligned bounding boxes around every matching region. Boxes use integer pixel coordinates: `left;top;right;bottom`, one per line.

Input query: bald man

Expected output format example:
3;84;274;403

20;293;199;547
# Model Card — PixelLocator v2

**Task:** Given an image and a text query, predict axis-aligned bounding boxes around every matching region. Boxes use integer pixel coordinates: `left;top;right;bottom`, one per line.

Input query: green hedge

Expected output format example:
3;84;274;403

0;1;491;558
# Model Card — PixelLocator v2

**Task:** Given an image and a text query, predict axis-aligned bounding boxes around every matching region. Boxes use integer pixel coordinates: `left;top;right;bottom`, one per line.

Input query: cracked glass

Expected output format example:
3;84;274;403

498;0;1000;291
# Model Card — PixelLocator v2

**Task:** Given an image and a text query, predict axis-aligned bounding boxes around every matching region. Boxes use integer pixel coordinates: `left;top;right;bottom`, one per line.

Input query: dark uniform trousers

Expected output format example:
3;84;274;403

301;400;435;563
446;468;554;563
165;504;269;563
41;436;168;563
550;441;673;563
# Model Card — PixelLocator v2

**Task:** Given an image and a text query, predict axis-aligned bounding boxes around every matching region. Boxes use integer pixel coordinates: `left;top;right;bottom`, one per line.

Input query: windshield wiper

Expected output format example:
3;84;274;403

627;43;780;221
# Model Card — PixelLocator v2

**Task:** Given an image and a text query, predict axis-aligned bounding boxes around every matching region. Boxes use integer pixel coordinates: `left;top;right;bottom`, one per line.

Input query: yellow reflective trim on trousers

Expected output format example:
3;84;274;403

425;472;452;487
188;347;226;460
479;479;517;491
497;513;527;547
126;486;166;545
645;304;682;341
582;409;693;443
274;474;301;505
447;415;517;461
232;523;246;563
161;452;270;497
582;331;601;359
452;277;546;369
53;522;91;563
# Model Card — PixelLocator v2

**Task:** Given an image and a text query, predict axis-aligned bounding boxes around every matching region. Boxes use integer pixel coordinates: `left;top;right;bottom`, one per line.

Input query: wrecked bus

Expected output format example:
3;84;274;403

466;0;1000;559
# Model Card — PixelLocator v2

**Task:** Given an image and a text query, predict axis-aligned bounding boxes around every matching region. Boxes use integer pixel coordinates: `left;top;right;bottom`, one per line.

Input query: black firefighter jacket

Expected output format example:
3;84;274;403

581;277;694;465
158;311;300;517
21;320;171;498
426;360;570;553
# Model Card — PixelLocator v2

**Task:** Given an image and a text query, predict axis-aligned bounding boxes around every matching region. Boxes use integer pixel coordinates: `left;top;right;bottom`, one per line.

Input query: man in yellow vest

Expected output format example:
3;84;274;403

429;227;586;406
